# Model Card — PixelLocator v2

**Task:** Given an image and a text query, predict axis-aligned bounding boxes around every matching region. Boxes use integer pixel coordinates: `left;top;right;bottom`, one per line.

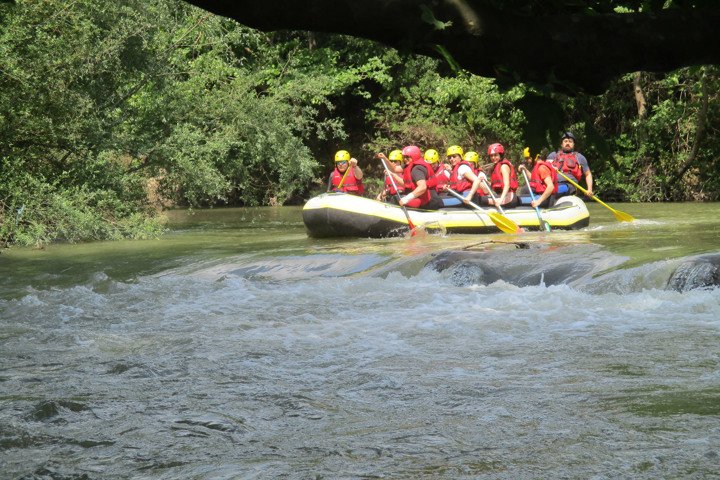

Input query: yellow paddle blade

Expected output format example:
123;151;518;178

611;208;635;223
488;211;523;234
593;196;635;222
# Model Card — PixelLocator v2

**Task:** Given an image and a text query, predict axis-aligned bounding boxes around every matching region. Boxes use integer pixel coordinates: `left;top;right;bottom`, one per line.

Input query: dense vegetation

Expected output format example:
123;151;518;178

1;0;718;247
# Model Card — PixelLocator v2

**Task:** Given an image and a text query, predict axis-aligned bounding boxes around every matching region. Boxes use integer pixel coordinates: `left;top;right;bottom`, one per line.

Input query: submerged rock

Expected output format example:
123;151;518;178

425;246;597;288
666;254;720;292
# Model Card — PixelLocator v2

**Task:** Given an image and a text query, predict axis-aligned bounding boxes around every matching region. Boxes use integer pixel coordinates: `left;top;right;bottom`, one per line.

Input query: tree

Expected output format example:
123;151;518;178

0;0;365;246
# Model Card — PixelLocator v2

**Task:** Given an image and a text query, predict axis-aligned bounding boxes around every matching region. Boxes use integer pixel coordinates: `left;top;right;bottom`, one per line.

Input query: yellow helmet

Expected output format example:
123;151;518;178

424;149;439;163
464;151;479;164
523;147;531;158
446;145;464;157
388;150;403;162
335;150;351;162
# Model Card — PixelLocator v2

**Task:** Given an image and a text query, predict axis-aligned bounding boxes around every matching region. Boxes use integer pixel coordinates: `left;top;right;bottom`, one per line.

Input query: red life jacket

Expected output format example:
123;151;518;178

383;174;404;196
530;161;558;194
490;159;519;193
552;151;583;182
449;161;474;192
403;158;438;207
434;164;449;190
332;167;364;195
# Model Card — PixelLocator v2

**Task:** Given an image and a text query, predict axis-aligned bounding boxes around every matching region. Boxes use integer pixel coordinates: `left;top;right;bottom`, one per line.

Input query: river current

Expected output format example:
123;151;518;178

1;202;719;479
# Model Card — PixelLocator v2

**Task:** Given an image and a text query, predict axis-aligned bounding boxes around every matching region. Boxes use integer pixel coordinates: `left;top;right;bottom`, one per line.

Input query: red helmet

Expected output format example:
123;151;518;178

402;145;422;162
488;143;504;155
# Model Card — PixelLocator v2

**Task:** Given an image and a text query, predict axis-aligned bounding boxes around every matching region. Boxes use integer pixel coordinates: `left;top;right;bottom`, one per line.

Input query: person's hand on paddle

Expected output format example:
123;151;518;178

399;193;414;207
378;152;401;174
518;165;535;205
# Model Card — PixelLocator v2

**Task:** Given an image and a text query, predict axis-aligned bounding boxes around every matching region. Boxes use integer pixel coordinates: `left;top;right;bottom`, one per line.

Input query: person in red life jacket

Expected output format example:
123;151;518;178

441;147;487;207
398;145;443;210
518;147;558;209
424;149;450;193
376;149;405;203
480;142;520;208
546;132;593;197
327;150;364;195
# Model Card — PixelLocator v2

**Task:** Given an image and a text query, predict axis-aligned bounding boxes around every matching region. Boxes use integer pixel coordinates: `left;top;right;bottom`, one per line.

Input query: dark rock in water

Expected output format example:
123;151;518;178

667;254;720;292
426;250;502;286
425;247;595;287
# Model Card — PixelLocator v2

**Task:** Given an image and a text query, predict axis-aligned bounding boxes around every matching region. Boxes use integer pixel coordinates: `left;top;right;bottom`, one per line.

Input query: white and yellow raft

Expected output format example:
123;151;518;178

303;192;590;238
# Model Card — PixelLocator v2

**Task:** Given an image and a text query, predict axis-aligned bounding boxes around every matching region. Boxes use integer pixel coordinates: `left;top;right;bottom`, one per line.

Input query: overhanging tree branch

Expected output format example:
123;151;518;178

180;0;720;94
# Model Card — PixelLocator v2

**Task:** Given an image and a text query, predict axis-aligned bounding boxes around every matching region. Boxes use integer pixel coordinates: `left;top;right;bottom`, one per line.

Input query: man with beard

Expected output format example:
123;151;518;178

546;132;593;198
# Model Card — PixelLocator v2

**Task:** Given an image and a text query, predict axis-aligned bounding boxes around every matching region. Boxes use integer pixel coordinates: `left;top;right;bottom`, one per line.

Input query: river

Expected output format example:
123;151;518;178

1;201;719;479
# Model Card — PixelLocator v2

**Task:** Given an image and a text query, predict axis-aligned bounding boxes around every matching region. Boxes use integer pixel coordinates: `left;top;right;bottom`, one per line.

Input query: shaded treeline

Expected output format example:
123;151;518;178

1;0;718;246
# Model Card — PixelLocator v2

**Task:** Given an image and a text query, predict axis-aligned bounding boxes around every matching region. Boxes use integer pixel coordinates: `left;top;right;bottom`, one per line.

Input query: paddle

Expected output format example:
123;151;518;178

378;153;418;236
553;168;635;223
479;180;524;234
447;188;521;235
520;168;551;232
334;160;352;191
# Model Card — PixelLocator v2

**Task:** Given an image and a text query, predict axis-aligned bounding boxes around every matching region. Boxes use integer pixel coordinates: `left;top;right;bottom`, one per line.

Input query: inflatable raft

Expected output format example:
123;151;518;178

303;193;590;238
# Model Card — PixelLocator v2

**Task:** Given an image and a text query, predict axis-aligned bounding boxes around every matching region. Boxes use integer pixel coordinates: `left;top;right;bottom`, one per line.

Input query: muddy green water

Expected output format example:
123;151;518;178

1;201;719;479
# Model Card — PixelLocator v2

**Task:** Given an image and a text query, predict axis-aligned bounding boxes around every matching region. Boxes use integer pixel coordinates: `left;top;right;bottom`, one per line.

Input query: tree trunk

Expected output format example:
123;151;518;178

633;72;647;119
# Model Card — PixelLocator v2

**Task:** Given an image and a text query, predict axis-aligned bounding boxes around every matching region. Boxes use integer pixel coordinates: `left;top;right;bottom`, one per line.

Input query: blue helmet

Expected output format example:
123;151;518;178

562;132;575;140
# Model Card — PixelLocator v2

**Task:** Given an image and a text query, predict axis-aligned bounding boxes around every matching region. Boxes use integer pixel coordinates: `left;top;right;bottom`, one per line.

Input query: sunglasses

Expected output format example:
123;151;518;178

337;160;348;165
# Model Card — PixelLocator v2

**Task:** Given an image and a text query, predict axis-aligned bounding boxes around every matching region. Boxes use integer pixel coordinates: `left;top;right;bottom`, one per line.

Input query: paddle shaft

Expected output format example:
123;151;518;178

446;188;521;235
554;168;635;222
379;155;416;231
335;161;352;190
520;168;551;232
446;188;486;213
481;179;507;215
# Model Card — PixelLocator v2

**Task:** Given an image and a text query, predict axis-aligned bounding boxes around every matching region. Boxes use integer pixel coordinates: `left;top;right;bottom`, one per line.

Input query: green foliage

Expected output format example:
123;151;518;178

0;0;380;246
364;56;531;170
574;66;720;201
0;0;169;246
0;159;165;247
